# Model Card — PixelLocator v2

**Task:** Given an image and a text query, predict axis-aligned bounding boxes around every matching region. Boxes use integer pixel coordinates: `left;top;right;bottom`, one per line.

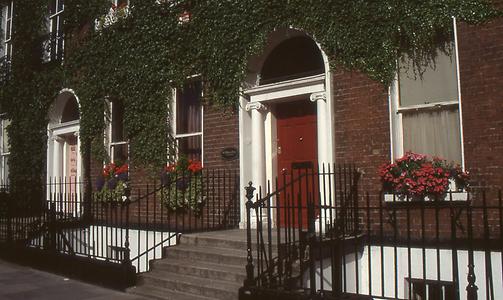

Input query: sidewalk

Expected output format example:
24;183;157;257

0;259;145;300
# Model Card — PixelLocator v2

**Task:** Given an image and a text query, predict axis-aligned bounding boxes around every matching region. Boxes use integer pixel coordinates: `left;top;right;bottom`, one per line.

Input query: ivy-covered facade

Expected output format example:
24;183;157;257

0;0;502;207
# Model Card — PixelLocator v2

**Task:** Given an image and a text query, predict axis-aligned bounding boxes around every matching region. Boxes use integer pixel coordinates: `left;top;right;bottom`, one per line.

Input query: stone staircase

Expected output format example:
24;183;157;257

128;230;249;300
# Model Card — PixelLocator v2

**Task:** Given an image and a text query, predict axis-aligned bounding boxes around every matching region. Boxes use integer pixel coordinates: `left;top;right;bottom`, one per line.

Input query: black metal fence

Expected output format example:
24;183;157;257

241;165;503;300
0;169;240;275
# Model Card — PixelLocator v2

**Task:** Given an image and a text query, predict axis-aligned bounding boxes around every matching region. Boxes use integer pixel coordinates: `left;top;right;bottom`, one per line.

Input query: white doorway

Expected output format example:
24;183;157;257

46;89;82;216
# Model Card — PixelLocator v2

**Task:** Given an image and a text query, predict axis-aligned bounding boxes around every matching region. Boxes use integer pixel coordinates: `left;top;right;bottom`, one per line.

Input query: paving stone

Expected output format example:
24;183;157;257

0;259;145;300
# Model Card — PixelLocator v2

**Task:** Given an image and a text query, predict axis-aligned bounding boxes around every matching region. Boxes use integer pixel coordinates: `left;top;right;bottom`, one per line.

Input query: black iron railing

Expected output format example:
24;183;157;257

242;164;360;294
241;165;503;300
0;168;240;274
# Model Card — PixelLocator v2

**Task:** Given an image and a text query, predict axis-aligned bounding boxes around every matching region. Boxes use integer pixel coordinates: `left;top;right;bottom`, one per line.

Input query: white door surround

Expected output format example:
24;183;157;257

46;89;82;182
238;29;336;228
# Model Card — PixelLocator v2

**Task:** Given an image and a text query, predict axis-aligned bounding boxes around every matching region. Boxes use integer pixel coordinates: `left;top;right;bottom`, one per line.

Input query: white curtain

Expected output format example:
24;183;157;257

402;109;462;164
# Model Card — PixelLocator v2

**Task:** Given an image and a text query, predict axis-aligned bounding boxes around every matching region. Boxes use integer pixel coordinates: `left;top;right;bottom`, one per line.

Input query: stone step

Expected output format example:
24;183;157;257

163;244;247;266
181;233;279;250
138;271;241;300
181;234;248;250
151;258;246;285
128;284;216;300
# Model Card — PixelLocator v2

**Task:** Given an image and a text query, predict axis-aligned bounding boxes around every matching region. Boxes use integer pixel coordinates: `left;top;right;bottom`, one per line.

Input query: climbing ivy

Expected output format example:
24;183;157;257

0;0;500;198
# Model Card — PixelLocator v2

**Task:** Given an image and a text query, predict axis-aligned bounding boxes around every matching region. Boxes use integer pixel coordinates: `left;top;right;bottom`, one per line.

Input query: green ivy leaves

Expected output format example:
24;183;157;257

0;0;499;194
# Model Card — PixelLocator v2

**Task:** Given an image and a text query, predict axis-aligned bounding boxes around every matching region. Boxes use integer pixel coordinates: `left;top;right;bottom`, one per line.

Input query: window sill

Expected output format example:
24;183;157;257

384;192;468;203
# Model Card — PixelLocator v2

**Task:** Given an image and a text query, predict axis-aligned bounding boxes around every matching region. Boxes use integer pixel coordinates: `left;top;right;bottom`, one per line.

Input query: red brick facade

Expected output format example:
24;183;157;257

330;16;503;203
88;16;503;204
458;18;503;189
332;69;390;194
202;105;239;171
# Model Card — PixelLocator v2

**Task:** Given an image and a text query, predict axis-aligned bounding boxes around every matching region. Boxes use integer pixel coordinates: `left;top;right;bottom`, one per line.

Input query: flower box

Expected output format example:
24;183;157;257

159;157;205;215
95;162;129;204
379;152;469;203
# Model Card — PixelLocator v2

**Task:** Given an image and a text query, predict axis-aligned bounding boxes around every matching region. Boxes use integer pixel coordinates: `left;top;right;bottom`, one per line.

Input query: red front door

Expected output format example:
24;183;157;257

276;99;317;228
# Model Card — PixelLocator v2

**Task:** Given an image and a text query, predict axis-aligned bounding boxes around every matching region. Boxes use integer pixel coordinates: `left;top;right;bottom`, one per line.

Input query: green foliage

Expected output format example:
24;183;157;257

160;172;205;215
0;0;500;197
94;179;129;204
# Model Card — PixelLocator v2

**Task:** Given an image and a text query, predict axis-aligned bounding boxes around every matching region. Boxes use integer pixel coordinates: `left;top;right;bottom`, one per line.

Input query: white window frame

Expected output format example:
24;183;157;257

0;116;10;185
389;17;465;169
1;1;13;61
107;99;129;164
45;0;64;62
172;77;204;164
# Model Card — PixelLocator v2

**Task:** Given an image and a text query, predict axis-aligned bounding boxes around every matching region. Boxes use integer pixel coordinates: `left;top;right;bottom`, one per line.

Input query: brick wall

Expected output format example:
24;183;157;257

458;17;503;190
332;69;390;197
202;105;240;171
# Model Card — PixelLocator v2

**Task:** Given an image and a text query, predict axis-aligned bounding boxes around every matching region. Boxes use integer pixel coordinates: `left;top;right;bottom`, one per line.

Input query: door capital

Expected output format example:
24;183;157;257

245;101;267;112
310;92;326;102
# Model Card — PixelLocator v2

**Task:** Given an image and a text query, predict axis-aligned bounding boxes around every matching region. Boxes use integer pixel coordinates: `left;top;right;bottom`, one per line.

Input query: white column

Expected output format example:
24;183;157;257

46;131;53;182
246;102;267;194
311;92;329;167
52;136;64;182
311;92;333;234
75;131;82;213
75;131;81;181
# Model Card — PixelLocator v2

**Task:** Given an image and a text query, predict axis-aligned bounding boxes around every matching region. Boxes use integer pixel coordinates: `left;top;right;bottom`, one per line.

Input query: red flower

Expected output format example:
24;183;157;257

102;163;117;178
378;152;467;198
116;164;128;175
188;160;203;173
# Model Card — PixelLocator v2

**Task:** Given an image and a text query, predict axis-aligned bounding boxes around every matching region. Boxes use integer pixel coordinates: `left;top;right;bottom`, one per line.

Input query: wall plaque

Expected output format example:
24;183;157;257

221;147;239;161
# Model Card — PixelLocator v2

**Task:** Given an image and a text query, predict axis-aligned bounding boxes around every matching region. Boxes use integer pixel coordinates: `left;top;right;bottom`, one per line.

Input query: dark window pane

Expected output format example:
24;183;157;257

112;99;125;142
61;96;80;122
260;36;324;85
58;0;64;12
111;144;128;164
177;136;201;161
49;0;57;14
51;18;58;34
176;81;202;134
6;21;11;40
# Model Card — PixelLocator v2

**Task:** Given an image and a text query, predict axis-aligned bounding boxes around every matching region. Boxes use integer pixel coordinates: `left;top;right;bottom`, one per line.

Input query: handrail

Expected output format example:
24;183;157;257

129;232;178;264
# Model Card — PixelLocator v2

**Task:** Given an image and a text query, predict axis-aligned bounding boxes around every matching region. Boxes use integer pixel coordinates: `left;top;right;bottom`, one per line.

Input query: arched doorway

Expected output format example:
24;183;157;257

239;29;335;227
46;89;82;214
